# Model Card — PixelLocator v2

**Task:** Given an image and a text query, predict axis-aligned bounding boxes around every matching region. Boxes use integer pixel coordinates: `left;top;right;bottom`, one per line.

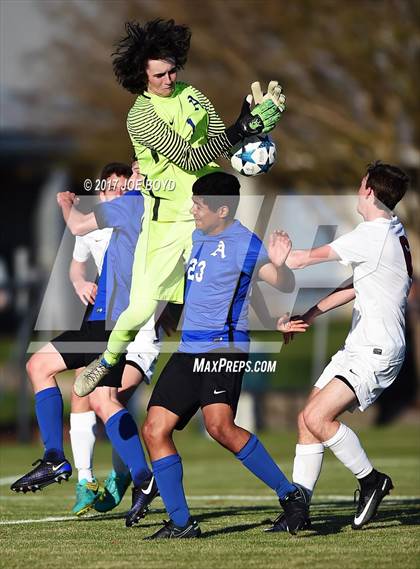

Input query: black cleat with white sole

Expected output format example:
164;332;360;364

10;457;72;493
144;517;201;540
352;472;394;529
125;475;159;527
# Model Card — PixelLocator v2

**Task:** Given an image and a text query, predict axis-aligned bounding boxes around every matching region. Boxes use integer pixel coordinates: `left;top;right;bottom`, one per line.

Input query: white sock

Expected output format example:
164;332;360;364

69;411;97;482
292;443;324;495
323;423;373;479
112;448;130;477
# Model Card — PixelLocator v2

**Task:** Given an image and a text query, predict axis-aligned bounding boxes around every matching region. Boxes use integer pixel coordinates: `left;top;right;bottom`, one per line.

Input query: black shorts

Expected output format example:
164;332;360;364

51;320;126;388
148;350;248;430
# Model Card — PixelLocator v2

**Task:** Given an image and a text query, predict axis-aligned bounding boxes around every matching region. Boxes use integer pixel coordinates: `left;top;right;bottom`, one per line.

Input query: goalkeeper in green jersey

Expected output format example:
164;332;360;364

75;18;286;396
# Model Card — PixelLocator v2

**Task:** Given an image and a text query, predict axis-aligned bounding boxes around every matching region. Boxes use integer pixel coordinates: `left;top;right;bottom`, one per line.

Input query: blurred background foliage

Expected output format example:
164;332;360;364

31;0;419;187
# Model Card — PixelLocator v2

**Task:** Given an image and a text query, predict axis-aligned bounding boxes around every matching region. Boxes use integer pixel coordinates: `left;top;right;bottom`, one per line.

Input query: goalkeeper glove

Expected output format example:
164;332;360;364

226;99;282;144
225;82;286;145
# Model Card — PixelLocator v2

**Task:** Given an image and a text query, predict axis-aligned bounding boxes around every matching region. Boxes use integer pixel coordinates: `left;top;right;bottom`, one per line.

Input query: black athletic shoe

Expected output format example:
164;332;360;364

279;484;310;535
352;472;394;529
265;511;312;532
144;518;201;540
125;475;159;527
10;458;72;493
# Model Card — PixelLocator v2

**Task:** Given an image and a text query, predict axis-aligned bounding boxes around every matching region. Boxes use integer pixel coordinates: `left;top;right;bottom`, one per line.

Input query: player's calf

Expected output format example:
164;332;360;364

202;405;250;453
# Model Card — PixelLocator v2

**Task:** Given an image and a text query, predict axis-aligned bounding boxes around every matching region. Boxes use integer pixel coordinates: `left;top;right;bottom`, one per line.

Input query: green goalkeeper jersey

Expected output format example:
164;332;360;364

127;82;231;222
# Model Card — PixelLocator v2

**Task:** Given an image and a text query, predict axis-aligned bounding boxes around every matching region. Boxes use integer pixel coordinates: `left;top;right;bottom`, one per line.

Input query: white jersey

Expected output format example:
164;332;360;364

72;228;113;274
330;216;412;360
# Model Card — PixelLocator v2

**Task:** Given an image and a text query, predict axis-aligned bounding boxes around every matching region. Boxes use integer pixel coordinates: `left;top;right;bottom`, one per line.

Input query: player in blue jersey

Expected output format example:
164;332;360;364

141;172;309;539
11;164;160;526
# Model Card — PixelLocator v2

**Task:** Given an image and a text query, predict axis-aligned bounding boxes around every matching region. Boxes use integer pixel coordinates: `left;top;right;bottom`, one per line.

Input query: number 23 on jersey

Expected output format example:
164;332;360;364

187;258;206;282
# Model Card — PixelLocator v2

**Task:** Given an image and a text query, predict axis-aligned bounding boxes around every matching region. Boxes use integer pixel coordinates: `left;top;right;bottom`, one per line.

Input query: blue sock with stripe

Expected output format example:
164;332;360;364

152;454;190;527
105;410;150;486
236;434;296;499
34;387;65;461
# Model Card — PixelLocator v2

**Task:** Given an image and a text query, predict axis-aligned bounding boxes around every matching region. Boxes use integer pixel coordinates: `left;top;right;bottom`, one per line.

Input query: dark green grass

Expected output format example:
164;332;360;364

1;425;419;569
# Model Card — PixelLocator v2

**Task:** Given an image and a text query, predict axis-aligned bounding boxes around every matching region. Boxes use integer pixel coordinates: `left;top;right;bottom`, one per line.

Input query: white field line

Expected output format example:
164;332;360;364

1;494;419;526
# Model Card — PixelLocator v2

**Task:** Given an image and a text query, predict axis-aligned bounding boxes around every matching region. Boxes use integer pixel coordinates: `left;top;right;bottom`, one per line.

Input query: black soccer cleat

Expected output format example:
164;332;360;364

278;484;310;535
10;458;72;493
125;475;159;527
265;511;312;532
144;517;201;540
352;472;394;529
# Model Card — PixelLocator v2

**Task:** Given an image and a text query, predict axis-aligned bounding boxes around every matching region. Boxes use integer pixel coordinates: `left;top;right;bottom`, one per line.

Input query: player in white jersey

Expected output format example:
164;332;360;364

268;162;412;532
67;162;161;516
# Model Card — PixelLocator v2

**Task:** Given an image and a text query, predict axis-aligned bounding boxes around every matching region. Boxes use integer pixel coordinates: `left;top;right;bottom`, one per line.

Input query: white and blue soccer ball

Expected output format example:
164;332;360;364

230;134;276;177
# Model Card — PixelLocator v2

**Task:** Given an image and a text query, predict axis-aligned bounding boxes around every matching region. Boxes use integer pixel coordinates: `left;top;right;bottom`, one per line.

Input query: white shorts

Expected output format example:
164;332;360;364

125;315;162;384
314;348;404;412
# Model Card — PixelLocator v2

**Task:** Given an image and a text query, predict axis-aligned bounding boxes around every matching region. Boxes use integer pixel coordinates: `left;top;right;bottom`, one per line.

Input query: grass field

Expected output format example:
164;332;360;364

1;424;419;569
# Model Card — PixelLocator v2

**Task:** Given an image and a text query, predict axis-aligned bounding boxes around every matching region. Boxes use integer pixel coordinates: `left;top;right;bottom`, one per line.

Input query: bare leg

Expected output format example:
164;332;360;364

142;406;179;461
202;403;250;453
26;343;67;393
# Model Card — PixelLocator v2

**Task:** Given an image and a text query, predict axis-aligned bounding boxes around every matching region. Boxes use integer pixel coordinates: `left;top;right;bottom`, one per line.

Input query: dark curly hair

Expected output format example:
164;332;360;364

112;19;191;94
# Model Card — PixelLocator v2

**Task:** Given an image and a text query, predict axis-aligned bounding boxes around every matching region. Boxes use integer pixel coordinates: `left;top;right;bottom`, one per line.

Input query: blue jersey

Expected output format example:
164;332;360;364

88;190;144;323
180;220;269;353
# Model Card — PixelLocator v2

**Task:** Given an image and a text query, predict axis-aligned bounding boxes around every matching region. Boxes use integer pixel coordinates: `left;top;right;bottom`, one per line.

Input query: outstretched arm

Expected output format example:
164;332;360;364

57;192;98;236
278;279;355;344
286;244;340;269
302;279;355;324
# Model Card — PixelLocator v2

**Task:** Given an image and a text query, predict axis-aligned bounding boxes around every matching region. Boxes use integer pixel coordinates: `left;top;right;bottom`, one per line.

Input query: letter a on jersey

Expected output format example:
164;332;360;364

211;240;226;259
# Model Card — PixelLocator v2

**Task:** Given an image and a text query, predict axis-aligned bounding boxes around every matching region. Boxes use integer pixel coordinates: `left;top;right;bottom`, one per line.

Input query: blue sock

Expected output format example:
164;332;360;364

105;410;150;486
152;454;190;527
236;434;295;499
34;387;64;461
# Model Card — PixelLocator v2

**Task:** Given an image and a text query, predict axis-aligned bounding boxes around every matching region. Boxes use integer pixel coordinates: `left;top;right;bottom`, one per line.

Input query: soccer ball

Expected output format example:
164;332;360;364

230;134;276;177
